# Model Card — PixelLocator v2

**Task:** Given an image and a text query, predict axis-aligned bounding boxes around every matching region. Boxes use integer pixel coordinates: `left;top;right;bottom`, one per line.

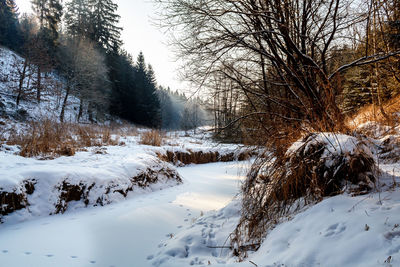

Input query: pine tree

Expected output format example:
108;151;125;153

0;0;21;49
31;0;46;27
88;0;122;51
133;53;160;127
65;0;90;37
45;0;62;39
31;0;62;37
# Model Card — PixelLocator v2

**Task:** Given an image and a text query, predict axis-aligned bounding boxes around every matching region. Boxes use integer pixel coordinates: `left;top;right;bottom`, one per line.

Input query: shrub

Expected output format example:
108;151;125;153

5;120;130;158
140;130;164;146
232;133;377;258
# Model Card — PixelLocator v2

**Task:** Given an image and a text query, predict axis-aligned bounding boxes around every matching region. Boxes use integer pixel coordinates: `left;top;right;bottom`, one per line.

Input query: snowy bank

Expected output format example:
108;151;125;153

0;146;182;224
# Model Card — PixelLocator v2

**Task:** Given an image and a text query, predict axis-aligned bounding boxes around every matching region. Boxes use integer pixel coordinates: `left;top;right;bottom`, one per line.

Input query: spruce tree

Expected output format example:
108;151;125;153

45;0;62;39
0;0;21;49
31;0;62;37
65;0;90;37
88;0;122;51
134;53;160;127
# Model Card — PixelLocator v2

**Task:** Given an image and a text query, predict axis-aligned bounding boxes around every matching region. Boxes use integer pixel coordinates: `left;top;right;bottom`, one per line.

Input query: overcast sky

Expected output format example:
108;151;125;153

15;0;184;92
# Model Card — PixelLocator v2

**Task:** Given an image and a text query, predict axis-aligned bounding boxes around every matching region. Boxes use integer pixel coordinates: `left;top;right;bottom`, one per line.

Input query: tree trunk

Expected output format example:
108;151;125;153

88;101;94;123
78;98;83;122
16;59;28;106
37;66;41;103
60;85;71;123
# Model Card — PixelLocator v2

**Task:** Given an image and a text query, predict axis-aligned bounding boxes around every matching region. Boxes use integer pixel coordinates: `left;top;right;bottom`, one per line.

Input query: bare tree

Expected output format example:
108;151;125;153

157;0;400;146
58;37;108;122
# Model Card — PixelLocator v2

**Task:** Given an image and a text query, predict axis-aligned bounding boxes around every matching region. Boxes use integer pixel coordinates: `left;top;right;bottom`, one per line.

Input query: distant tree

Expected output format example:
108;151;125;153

181;99;204;134
134;53;160;127
108;49;139;121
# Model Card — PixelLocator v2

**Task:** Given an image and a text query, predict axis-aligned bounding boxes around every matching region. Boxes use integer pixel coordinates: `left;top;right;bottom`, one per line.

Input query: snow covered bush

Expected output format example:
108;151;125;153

232;133;377;258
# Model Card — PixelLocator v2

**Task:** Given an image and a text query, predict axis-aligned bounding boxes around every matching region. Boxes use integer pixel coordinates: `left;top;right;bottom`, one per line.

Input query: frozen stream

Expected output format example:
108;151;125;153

0;161;249;267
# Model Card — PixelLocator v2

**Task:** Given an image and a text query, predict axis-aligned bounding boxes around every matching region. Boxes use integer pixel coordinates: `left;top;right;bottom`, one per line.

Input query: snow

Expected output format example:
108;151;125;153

0;161;249;267
288;132;371;156
0;46;85;122
152;166;400;267
3;44;400;267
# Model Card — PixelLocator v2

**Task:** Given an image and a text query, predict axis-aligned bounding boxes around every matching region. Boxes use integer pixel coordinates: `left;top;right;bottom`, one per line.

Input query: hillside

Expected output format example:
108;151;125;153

0;46;84;123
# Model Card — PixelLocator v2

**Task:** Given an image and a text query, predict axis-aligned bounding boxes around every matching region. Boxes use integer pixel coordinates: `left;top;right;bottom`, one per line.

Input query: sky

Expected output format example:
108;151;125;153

15;0;185;92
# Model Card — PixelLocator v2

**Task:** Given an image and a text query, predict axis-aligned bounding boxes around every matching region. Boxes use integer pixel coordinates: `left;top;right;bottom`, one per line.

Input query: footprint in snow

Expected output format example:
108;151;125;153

71;256;78;259
45;254;54;258
41;222;50;226
177;225;183;229
90;260;96;264
184;219;189;222
2;250;8;253
147;255;154;260
324;223;346;237
24;252;32;255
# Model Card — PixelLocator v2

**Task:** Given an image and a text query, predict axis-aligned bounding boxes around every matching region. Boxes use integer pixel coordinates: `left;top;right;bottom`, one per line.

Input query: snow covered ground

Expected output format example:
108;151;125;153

0;161;249;267
3;158;400;267
0;46;83;123
152;164;400;267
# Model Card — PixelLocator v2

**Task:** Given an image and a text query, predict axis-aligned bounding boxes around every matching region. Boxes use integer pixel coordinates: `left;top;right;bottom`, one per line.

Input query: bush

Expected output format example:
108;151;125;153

140;130;163;146
232;133;377;258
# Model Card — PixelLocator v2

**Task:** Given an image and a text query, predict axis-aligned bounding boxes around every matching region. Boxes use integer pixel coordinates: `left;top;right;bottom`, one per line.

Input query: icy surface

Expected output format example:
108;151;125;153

0;161;249;267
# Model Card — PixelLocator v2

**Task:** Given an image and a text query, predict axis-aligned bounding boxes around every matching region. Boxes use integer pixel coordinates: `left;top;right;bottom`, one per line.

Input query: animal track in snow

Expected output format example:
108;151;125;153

324;223;346;237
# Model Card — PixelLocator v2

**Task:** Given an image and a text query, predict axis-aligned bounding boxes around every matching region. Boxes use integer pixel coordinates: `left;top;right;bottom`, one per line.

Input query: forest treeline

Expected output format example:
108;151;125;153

0;0;206;129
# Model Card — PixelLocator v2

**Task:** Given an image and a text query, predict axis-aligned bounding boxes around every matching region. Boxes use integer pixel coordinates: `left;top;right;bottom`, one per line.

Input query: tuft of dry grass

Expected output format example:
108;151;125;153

139;130;164;146
347;94;400;129
4;120;134;159
231;133;377;258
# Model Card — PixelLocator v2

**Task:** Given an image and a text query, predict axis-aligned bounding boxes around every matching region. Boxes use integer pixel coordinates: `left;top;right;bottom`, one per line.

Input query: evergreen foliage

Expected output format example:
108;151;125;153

0;0;22;50
65;0;90;37
88;0;122;51
1;0;204;128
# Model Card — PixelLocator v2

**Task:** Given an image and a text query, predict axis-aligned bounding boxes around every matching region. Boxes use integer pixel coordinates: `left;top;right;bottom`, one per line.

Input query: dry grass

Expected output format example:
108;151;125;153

347;94;400;129
231;133;377;259
4;120;135;159
139;130;164;146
